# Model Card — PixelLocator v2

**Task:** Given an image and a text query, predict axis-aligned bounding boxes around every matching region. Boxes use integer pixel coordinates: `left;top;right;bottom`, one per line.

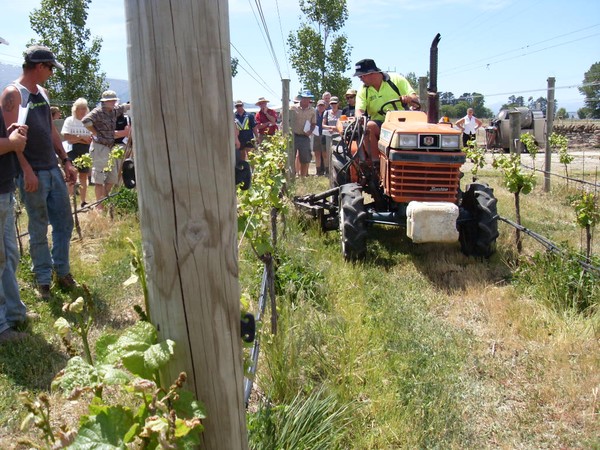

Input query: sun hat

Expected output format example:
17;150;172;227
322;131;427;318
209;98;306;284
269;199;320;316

299;89;314;99
316;100;326;106
100;90;119;102
255;97;269;105
353;59;382;77
24;45;64;70
345;89;357;96
234;100;244;107
330;96;339;104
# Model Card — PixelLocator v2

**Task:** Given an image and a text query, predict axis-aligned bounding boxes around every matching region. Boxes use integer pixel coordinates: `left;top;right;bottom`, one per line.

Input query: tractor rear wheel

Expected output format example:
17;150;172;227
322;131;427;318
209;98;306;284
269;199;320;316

458;183;499;258
339;183;367;260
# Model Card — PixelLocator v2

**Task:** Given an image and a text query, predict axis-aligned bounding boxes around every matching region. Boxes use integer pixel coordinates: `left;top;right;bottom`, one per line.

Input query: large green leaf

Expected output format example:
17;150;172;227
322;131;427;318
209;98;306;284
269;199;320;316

70;405;135;449
52;356;99;393
121;340;175;379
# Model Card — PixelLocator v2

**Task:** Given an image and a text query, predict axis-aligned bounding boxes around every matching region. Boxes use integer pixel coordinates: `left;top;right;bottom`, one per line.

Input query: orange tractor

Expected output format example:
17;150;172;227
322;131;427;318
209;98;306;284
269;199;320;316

293;34;499;260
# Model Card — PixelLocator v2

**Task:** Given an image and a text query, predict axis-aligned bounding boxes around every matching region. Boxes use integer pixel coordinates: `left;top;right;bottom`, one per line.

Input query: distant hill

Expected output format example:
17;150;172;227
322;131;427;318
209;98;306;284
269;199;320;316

0;61;130;104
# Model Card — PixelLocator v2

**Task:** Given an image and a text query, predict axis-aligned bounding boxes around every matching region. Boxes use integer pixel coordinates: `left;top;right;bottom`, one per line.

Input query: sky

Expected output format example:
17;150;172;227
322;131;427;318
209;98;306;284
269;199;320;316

0;0;598;114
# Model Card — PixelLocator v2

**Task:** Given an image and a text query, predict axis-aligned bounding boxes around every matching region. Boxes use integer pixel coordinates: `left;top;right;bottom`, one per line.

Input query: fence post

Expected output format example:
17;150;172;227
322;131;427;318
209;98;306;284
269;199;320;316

544;77;556;192
509;110;521;155
282;79;294;179
419;77;428;114
124;1;248;448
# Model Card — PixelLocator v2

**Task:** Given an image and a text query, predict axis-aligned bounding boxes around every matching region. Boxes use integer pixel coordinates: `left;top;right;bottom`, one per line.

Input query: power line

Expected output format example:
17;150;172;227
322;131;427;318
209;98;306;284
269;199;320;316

247;0;282;80
442;23;600;76
255;0;283;79
442;31;600;78
274;0;291;79
231;45;278;99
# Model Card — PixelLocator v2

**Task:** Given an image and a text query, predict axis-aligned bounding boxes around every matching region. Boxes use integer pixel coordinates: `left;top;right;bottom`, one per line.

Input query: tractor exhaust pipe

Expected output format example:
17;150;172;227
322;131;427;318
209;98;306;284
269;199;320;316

427;33;441;124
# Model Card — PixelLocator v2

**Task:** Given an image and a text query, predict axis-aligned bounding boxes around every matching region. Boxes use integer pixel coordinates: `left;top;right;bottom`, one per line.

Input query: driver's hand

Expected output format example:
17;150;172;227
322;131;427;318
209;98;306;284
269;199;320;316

403;95;420;109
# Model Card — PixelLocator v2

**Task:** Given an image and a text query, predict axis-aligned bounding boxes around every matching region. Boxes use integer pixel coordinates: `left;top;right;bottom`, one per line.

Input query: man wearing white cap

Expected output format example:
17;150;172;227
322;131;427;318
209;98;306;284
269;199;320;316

1;45;79;299
82;90;130;211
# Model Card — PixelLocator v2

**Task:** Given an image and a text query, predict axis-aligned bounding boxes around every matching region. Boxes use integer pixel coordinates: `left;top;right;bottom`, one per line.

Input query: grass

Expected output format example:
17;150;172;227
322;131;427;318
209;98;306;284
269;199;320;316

1;163;599;448
0;199;144;448
246;169;599;449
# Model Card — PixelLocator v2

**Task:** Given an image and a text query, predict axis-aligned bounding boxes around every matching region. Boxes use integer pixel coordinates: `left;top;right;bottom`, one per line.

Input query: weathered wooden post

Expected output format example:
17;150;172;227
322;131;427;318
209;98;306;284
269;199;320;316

544;77;556;192
124;1;247;448
509;110;521;155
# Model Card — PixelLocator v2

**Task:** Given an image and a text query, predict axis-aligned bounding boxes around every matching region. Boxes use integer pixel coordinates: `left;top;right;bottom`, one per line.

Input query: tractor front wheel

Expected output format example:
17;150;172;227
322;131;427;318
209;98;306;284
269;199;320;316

458;183;499;258
339;183;367;260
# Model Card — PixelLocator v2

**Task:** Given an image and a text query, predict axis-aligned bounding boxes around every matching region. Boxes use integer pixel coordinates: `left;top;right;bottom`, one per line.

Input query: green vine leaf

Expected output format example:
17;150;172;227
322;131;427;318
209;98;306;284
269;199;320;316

103;321;175;380
70;405;135;448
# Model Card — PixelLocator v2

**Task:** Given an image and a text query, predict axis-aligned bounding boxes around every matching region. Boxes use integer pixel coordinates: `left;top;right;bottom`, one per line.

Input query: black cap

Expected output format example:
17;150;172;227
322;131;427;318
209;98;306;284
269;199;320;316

24;45;64;70
353;59;381;77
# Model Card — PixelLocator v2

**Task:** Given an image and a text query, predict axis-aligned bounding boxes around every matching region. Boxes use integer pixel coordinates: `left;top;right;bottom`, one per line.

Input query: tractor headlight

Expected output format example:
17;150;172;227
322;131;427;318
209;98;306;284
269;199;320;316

441;135;460;149
396;134;418;148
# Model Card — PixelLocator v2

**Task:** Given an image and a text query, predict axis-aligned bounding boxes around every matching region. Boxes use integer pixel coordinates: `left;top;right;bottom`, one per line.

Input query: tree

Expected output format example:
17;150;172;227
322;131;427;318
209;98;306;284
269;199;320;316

231;57;239;77
578;61;600;118
287;0;352;98
440;91;457;106
555;107;568;120
501;95;525;110
29;0;107;110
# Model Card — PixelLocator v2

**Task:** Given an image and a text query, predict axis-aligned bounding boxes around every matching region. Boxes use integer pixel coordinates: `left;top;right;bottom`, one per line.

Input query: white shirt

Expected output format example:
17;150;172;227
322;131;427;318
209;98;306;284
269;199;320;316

462;115;478;134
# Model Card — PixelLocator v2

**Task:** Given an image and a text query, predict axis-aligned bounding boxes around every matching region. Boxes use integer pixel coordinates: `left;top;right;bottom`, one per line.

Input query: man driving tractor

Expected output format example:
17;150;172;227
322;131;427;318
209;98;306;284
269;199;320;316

354;58;420;159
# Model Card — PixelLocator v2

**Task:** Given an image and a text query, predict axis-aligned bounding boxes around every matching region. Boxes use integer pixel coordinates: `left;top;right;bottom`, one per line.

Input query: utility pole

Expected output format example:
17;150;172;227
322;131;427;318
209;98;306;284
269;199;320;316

544;77;555;192
124;1;248;448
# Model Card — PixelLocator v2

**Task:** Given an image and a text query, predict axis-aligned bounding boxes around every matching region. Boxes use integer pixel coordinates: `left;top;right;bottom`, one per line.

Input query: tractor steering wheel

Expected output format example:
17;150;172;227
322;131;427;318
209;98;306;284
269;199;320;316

378;98;408;117
377;98;421;117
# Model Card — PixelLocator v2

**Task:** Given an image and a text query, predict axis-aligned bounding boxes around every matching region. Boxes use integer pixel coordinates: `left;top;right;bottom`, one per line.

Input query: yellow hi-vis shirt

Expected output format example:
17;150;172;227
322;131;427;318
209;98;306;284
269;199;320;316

356;72;416;122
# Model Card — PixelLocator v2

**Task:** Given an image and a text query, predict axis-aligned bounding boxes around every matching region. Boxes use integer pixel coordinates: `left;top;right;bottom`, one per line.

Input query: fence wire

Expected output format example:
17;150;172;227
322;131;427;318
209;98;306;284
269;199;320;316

499;215;600;275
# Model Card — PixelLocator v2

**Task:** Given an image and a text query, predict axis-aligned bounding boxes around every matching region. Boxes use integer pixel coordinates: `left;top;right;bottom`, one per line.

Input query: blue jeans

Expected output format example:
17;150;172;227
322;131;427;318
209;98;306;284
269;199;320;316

0;193;26;334
17;167;74;285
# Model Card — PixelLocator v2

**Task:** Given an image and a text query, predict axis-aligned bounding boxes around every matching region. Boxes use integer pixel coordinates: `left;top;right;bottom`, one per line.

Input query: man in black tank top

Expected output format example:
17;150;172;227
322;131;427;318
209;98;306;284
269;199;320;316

0;45;78;300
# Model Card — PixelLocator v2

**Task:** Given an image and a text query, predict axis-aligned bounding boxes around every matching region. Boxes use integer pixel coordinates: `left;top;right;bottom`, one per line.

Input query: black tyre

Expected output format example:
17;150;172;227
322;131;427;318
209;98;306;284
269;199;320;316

339;183;367;260
330;149;350;188
458;183;499;258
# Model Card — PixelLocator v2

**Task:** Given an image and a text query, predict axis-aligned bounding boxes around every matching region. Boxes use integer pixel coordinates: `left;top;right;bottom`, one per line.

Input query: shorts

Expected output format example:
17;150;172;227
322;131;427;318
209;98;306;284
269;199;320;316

313;135;326;153
294;134;312;164
90;141;119;185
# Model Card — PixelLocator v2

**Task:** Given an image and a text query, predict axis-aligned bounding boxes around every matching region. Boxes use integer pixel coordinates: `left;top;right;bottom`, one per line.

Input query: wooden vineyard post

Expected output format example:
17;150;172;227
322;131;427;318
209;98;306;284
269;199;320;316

124;1;248;448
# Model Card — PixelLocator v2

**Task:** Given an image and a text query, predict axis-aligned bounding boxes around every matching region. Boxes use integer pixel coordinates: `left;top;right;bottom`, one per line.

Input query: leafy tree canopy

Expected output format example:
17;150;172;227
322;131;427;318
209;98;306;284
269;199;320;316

29;0;107;111
578;61;600;118
287;0;352;99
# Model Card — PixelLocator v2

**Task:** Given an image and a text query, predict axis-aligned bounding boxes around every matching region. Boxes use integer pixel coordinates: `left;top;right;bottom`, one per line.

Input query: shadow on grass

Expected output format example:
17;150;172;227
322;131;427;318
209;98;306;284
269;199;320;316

0;333;67;391
362;225;511;292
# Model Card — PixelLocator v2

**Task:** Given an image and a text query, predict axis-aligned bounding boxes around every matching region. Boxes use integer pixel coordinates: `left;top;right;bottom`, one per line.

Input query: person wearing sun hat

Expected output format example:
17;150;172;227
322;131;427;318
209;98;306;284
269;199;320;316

354;58;420;161
342;88;357;117
82;90;131;212
290;89;316;177
0;45;78;299
254;97;278;144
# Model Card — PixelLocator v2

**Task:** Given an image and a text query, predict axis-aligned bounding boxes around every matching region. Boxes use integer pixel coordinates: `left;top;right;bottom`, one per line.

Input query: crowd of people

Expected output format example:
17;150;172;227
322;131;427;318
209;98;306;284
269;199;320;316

0;45;474;342
234;84;361;177
0;45;131;343
234;57;421;178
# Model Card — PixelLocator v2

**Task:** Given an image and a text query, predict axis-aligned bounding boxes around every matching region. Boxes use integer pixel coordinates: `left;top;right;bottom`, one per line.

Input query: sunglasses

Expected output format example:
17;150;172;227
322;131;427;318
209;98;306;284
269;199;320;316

346;95;355;99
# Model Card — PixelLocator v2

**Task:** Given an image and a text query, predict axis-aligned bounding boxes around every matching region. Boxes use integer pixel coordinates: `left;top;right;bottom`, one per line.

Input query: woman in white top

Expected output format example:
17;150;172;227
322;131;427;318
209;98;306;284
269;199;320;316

62;98;93;208
455;108;483;147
